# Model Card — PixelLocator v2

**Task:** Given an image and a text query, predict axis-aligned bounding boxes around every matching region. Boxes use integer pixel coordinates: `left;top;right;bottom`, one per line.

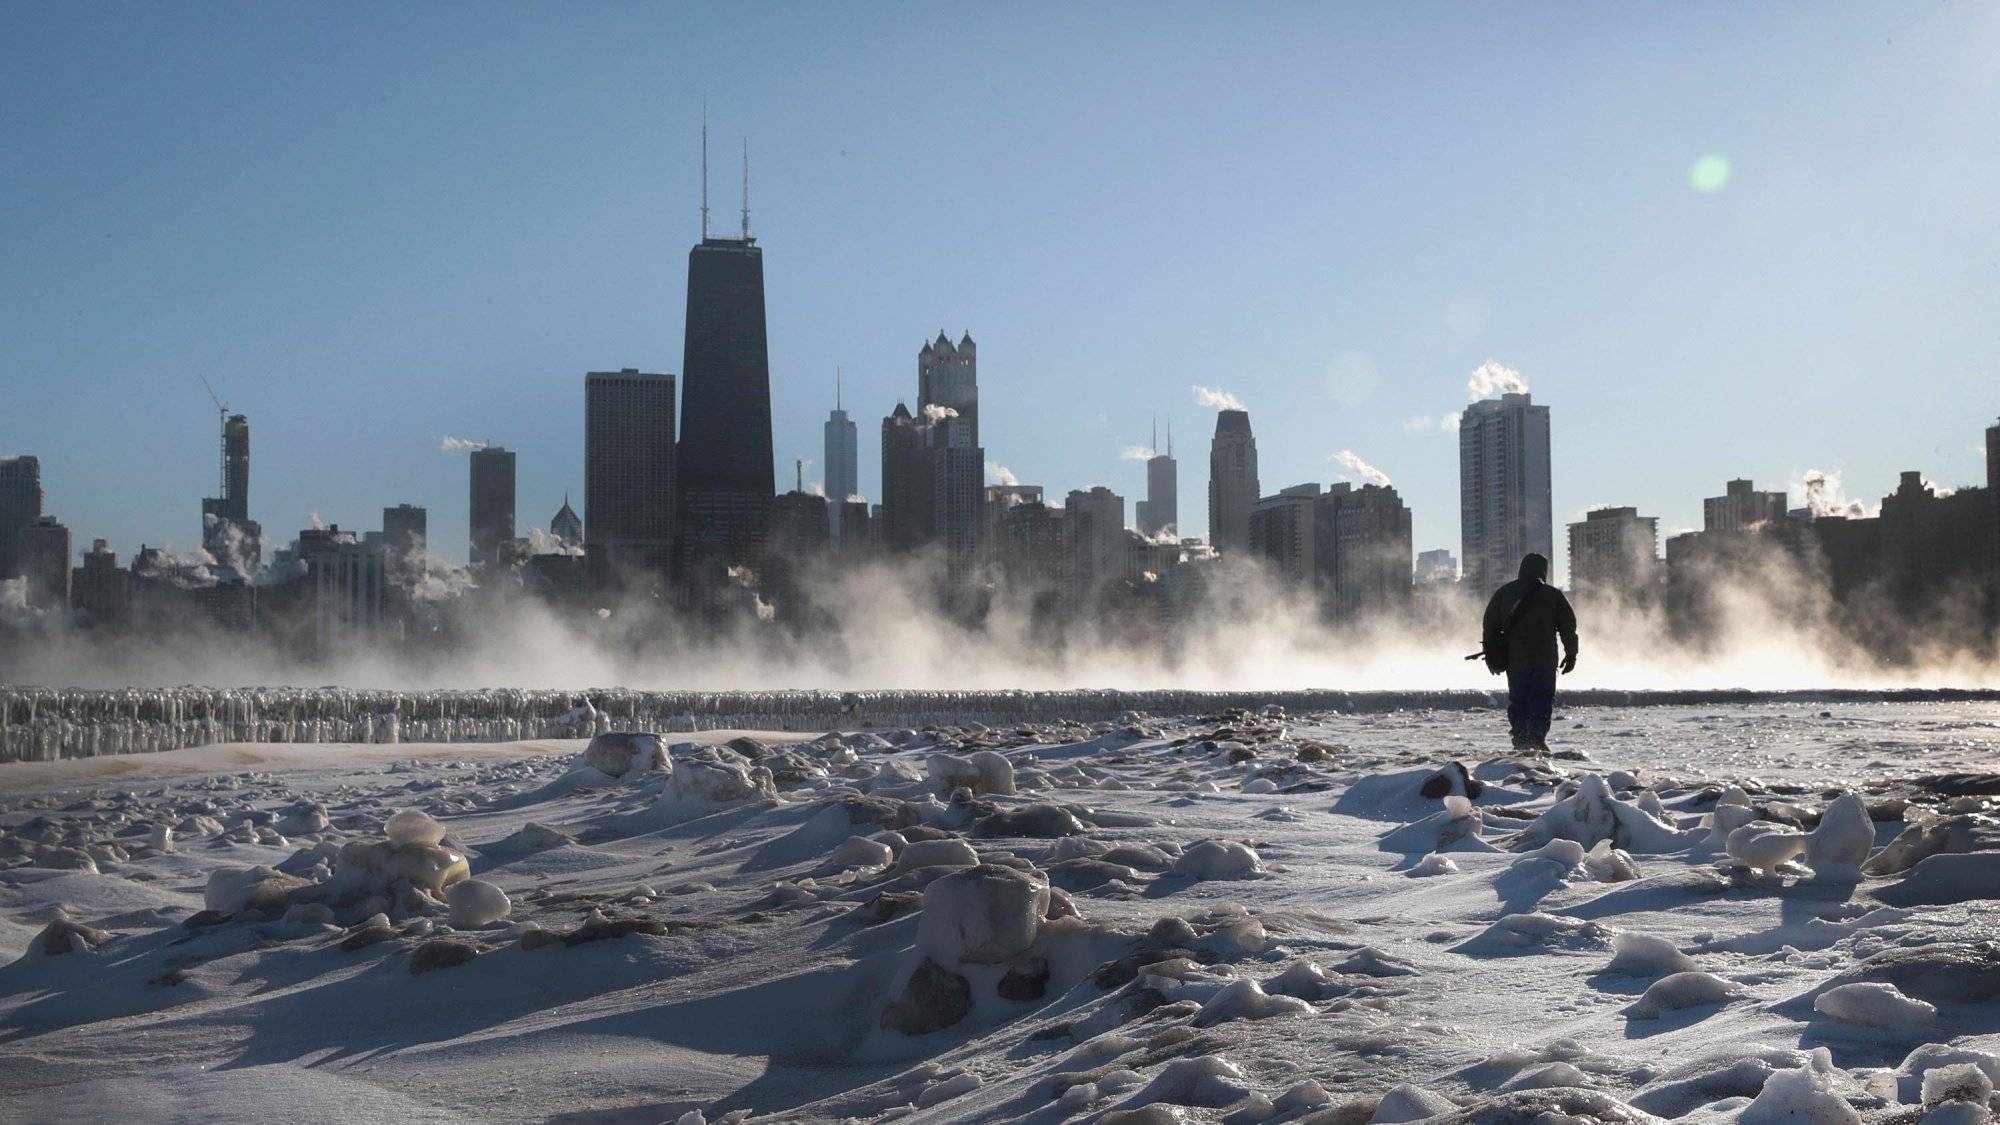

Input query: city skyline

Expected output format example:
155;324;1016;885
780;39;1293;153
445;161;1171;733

3;5;1997;568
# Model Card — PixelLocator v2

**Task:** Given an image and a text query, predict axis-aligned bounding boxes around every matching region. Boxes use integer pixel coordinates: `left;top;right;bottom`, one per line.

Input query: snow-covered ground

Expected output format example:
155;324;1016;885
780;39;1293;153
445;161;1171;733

3;701;1999;1124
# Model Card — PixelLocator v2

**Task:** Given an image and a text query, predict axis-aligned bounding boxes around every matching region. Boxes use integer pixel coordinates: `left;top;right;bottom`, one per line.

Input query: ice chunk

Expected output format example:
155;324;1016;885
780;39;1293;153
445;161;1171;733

927;751;1015;796
205;865;312;914
1709;803;1758;848
917;863;1048;964
1921;1063;1993;1110
1172;840;1262;880
1605;932;1697;977
1369;1084;1457;1122
1740;1054;1860;1125
1813;982;1937;1029
580;731;666;777
1409;854;1459;877
384;809;447;848
668;756;775;804
831;835;894;868
147;824;174;852
1191;978;1312;1027
1583;840;1639;881
446;879;512;928
1726;823;1806;874
1627;971;1744;1019
335;839;471;895
895;838;980;871
1806;793;1875;879
1515;774;1692;853
1877;852;2000;907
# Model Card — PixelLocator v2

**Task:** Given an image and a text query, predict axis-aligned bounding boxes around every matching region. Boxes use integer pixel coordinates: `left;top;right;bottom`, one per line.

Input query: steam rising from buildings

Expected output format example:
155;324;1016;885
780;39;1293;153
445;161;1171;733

439;436;488;453
1192;385;1246;412
1331;449;1392;487
985;461;1019;487
1793;469;1872;520
1467;360;1529;400
1119;446;1155;461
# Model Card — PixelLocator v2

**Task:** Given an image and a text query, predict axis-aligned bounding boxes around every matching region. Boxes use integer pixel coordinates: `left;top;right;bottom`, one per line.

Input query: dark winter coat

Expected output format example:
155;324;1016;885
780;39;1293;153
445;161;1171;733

1482;569;1579;673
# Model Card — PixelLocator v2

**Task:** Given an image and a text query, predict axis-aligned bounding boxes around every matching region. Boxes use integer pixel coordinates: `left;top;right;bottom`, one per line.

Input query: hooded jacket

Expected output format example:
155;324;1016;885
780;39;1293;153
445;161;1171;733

1481;554;1579;673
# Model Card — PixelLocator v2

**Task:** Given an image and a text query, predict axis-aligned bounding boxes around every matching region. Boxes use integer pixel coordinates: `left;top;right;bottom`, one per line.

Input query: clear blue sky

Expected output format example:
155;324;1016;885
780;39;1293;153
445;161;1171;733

4;3;1996;569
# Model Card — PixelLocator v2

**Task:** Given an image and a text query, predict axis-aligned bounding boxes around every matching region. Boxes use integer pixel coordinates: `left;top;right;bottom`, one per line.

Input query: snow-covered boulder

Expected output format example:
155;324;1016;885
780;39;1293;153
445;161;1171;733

1627;971;1744;1018
926;751;1016;796
916;863;1050;964
1727;823;1807;875
1806;793;1875;879
1515;774;1692;853
205;865;313;915
580;731;667;778
385;809;447;848
895;838;980;871
1814;981;1937;1029
334;838;471;896
1605;932;1697;977
668;756;775;804
446;879;512;927
1172;840;1262;880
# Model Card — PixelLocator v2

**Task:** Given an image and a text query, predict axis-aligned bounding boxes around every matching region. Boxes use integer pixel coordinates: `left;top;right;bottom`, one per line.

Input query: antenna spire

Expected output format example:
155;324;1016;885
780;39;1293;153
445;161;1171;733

699;103;711;239
1152;414;1158;454
1167;417;1173;457
836;366;843;411
740;137;751;239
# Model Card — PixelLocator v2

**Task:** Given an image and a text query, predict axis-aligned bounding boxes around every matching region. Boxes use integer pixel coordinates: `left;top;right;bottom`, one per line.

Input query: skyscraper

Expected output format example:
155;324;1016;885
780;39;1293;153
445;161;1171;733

676;173;773;575
1316;482;1414;619
1136;420;1178;538
1249;484;1320;583
1459;392;1552;593
824;372;858;547
919;332;979;446
880;403;930;553
585;368;677;573
18;515;71;611
382;504;428;575
201;413;261;572
1703;479;1788;533
1567;506;1658;604
469;446;516;569
0;455;41;581
1207;409;1259;554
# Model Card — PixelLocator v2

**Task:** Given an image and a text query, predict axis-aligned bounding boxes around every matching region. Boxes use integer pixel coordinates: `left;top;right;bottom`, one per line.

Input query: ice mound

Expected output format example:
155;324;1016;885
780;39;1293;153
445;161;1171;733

667;753;776;804
974;803;1087;838
1189;978;1313;1027
333;816;472;898
1726;823;1806;875
917;864;1049;964
1739;1050;1861;1125
1877;852;2000;907
1605;932;1698;977
1626;971;1744;1019
830;835;894;868
1460;911;1611;953
926;750;1016;796
895;838;979;872
580;731;666;778
385;809;448;847
1171;840;1262;879
446;879;512;928
1380;795;1496;855
1805;792;1875;879
499;822;574;851
205;865;313;915
1866;812;2000;876
1514;774;1691;853
1919;1063;1993;1124
1409;853;1459;877
1105;1055;1251;1114
1813;981;1937;1029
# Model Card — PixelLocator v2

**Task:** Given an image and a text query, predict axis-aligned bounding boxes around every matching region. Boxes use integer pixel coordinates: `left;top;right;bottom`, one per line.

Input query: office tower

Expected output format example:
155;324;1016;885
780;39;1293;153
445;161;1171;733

1703;479;1789;533
994;498;1065;592
983;484;1044;541
1459;392;1552;592
201;413;262;572
1208;409;1259;554
1064;486;1126;602
676;148;773;574
1878;470;1991;619
306;531;384;648
919;332;979;446
18;515;72;611
1136;420;1178;538
1316;482;1414;618
381;503;427;574
768;489;831;559
72;539;131;626
585;369;676;574
880;404;931;553
834;499;875;561
469;446;516;569
0;455;41;580
824;372;858;546
1415;548;1459;585
1249;484;1320;583
1567;506;1659;604
551;497;583;550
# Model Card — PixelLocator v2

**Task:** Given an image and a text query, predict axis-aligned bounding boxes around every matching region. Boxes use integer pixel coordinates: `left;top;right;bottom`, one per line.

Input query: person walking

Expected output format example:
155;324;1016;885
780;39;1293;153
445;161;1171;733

1481;553;1578;753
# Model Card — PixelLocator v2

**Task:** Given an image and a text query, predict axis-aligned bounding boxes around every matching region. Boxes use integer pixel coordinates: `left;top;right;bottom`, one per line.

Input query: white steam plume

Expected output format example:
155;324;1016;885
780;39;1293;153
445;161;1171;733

986;461;1019;487
1120;446;1156;461
1792;469;1872;520
1466;360;1529;400
1192;385;1246;411
1330;449;1392;487
920;404;959;424
440;436;488;452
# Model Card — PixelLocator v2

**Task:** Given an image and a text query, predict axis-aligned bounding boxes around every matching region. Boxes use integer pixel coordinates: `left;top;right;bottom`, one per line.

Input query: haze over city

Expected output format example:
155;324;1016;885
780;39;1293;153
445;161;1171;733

5;3;1996;565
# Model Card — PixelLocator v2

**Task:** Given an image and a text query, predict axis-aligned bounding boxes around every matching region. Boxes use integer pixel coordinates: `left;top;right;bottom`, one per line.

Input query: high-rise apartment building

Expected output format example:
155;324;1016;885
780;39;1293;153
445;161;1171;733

1064;486;1126;604
1416;548;1459;585
201;413;261;572
1316;482;1413;619
1208;410;1259;554
1249;484;1320;583
1703;479;1789;533
585;369;676;573
1459;392;1552;592
469;446;516;569
1567;506;1659;603
382;504;427;576
72;539;131;626
0;455;41;581
18;515;72;611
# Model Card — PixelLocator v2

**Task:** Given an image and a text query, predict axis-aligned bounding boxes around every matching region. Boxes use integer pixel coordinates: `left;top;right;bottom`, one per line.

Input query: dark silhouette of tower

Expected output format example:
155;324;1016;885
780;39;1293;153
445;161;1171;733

469;446;516;569
1137;418;1178;538
1208;410;1259;553
0;455;41;581
201;414;262;571
880;403;930;553
677;127;773;579
586;368;677;575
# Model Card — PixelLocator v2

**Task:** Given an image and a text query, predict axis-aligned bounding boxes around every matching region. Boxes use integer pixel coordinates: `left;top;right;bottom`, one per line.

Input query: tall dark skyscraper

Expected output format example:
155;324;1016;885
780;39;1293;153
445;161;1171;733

200;413;262;572
919;332;979;446
824;371;858;547
469;446;516;569
880;403;930;553
382;503;427;577
0;455;42;581
1208;409;1259;554
586;368;677;574
1136;420;1178;538
676;140;773;576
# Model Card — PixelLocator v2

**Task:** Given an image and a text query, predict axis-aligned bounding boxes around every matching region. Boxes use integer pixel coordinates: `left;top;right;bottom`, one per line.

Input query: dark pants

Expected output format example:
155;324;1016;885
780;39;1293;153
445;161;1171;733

1507;664;1557;741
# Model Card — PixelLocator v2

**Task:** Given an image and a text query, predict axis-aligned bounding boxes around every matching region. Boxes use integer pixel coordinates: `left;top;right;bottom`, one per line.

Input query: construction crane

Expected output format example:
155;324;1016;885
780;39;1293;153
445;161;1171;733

197;374;229;496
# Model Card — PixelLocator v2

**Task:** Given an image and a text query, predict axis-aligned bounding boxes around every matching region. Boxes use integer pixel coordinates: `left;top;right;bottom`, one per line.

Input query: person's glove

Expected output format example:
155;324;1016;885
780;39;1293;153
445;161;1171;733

1561;652;1577;675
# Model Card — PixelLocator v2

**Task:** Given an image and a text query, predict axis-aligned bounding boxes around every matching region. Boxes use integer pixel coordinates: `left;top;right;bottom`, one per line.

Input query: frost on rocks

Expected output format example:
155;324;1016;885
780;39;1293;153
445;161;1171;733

580;731;666;778
1726;823;1807;875
1513;774;1691;853
446;879;512;928
1814;981;1937;1029
205;865;312;915
1739;1051;1862;1125
1171;840;1262;880
926;751;1015;796
1806;792;1875;879
384;809;448;848
1627;971;1744;1019
916;864;1048;964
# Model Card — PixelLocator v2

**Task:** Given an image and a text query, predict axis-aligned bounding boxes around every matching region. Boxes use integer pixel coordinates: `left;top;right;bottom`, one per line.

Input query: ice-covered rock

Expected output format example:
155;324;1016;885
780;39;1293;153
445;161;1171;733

1726;823;1807;874
1605;932;1698;977
384;809;447;848
31;913;109;956
1190;978;1313;1027
1877;852;2000;907
205;865;312;914
502;822;574;851
1813;981;1937;1029
973;803;1086;838
1409;853;1459;877
581;731;667;778
1515;774;1692;853
1708;803;1758;848
1920;1064;1993;1121
1583;839;1639;881
147;823;174;852
880;957;972;1034
1895;1045;2000;1105
1380;795;1496;855
917;863;1049;964
830;835;894;868
668;756;775;804
334;839;471;896
1627;971;1744;1018
895;838;980;871
927;751;1015;796
446;879;512;927
1369;1084;1458;1122
1806;792;1874;879
1866;813;2000;876
1740;1053;1861;1125
1172;840;1262;879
